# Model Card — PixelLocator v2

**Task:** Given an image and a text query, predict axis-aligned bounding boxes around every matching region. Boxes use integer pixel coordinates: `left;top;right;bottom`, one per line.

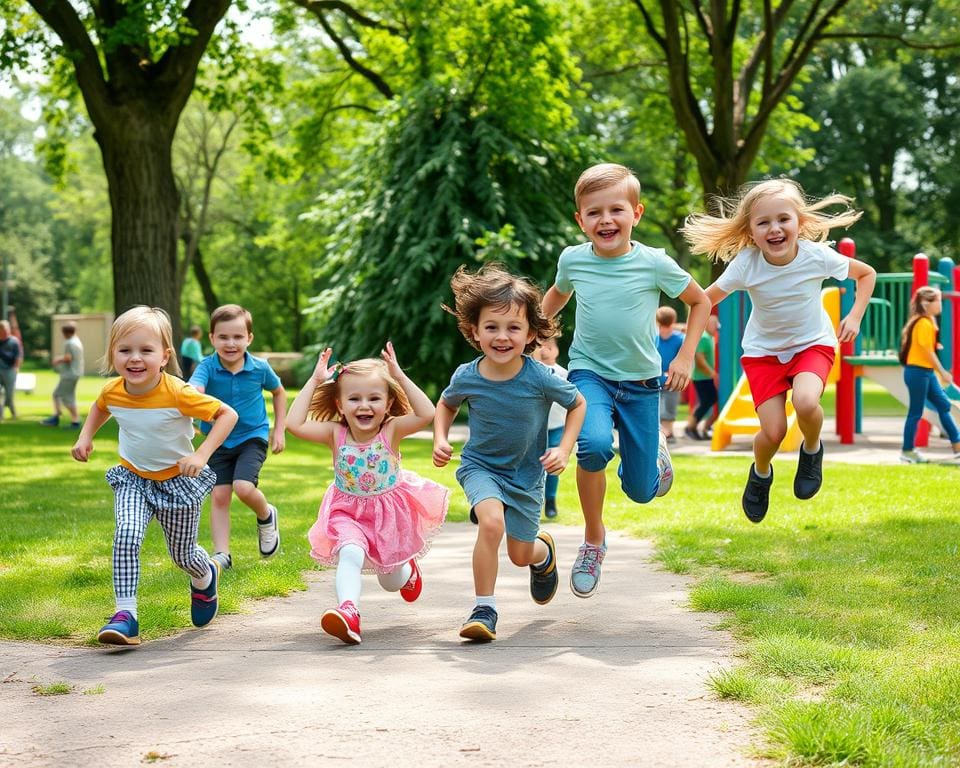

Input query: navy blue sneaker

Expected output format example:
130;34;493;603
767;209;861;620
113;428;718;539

190;561;220;627
529;532;558;605
459;605;497;642
98;610;140;645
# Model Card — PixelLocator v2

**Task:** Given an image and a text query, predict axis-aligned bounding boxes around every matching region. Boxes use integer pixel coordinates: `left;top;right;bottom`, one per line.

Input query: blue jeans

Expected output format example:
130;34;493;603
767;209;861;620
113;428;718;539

569;369;661;504
544;426;563;501
903;365;960;450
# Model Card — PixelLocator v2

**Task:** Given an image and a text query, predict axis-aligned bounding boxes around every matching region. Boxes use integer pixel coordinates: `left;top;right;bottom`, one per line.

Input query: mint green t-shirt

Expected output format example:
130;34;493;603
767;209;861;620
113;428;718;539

554;241;691;381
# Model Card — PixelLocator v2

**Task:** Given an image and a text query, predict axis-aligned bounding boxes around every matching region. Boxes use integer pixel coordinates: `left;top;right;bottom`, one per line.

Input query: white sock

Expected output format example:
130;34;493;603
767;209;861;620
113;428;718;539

377;562;412;592
475;595;496;610
802;442;821;454
116;598;137;619
336;544;365;606
190;566;213;590
754;465;771;479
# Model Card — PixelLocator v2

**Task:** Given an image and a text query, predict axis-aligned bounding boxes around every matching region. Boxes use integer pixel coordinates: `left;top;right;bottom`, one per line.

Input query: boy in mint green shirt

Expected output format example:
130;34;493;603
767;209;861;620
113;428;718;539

542;163;710;598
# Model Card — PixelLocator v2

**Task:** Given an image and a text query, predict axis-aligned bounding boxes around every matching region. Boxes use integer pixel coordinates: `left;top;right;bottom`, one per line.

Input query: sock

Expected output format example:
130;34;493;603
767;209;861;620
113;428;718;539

116;598;137;620
475;595;496;610
754;465;771;479
258;510;273;526
802;441;821;455
336;544;365;606
532;537;551;569
377;562;411;592
191;566;213;590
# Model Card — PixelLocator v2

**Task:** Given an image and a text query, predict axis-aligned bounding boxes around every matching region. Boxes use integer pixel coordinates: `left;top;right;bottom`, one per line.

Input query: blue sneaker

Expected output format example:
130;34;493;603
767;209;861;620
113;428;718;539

570;541;607;598
98;610;140;646
459;605;498;642
529;532;558;605
40;415;59;427
190;561;220;627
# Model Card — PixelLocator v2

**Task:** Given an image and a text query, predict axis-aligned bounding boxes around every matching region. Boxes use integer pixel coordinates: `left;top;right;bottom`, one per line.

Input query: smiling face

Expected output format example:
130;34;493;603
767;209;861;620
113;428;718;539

112;325;171;394
472;302;536;373
336;372;393;441
210;316;253;371
574;183;643;258
748;194;800;263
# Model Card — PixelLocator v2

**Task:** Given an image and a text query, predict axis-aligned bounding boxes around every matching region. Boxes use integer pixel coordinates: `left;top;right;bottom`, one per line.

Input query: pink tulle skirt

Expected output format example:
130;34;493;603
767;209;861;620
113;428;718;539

307;470;449;573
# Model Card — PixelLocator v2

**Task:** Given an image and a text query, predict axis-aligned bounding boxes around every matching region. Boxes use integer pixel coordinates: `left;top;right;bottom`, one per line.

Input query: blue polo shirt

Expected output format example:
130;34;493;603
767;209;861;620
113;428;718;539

190;352;281;448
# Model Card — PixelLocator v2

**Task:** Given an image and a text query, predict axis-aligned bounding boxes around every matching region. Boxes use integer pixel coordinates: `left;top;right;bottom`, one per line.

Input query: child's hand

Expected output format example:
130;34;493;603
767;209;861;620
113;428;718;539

311;347;335;384
433;438;453;467
71;438;93;462
837;315;861;343
381;340;404;379
177;453;206;478
540;446;571;476
664;357;692;392
271;430;286;454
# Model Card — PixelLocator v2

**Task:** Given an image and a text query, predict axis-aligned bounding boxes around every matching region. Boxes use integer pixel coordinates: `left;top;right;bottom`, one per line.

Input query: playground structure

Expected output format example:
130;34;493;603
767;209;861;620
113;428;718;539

711;239;960;451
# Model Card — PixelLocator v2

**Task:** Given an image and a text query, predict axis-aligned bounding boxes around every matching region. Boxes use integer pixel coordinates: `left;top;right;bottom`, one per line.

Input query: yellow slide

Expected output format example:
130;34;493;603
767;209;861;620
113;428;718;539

710;287;841;452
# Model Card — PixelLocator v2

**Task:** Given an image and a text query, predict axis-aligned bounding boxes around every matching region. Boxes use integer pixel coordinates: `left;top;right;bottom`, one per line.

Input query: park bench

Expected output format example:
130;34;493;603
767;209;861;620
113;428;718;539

15;372;36;394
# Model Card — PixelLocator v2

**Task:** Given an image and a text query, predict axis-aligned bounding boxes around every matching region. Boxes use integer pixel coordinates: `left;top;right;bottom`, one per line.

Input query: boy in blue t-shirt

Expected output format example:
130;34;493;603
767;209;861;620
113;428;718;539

190;304;287;570
656;306;685;443
542;163;710;598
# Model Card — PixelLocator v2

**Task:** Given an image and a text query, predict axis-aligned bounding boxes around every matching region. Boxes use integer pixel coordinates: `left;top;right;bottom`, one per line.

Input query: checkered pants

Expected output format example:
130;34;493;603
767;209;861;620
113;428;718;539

106;465;216;599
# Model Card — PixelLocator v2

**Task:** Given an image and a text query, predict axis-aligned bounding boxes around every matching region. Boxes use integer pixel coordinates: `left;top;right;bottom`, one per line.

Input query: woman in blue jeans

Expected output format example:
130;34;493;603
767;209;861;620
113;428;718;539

899;286;960;463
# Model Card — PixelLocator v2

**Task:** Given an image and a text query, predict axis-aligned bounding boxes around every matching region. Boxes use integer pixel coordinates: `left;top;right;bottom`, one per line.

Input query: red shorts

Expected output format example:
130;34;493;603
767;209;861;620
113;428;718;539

741;345;835;408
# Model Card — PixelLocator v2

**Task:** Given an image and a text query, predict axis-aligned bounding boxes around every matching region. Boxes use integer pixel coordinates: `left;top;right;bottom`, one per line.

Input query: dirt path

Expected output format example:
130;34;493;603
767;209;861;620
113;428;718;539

1;524;766;767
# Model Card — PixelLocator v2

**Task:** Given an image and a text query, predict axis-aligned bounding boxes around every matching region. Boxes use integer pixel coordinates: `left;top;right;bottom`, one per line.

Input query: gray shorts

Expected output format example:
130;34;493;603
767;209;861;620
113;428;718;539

53;375;80;408
659;389;680;421
455;462;542;542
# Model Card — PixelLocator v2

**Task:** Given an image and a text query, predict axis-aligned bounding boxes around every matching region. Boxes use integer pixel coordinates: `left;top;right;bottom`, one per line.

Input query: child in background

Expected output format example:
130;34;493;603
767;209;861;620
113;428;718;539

287;342;447;645
542;163;709;599
71;306;238;645
656;306;685;443
434;264;585;642
685;314;720;440
190;305;287;571
180;324;204;380
683;179;876;523
898;287;960;463
532;335;569;519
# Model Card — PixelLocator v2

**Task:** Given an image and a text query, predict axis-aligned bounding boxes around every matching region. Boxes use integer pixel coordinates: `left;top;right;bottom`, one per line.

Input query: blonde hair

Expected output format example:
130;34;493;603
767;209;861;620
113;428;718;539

307;357;412;425
444;263;555;354
574;163;641;210
681;179;862;263
102;306;180;376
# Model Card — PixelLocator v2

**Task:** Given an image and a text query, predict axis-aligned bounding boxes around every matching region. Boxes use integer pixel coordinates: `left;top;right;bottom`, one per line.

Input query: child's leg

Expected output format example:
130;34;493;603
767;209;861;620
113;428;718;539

234;480;271;520
377;561;413;592
209;484;233;555
790;372;826;452
902;366;930;451
924;377;960;451
472;498;506;596
611;382;661;504
753;395;788;474
108;470;155;617
505;535;548;568
336;544;366;605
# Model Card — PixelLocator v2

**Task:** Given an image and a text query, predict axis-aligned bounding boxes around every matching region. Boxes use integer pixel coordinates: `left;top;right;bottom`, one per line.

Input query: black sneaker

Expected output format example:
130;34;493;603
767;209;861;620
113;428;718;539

459;605;498;642
742;464;773;523
794;443;823;500
529;532;558;605
544;498;557;518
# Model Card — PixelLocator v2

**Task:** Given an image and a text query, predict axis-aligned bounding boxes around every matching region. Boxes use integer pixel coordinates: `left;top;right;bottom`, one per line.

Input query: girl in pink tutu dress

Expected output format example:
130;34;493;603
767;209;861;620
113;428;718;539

287;341;448;645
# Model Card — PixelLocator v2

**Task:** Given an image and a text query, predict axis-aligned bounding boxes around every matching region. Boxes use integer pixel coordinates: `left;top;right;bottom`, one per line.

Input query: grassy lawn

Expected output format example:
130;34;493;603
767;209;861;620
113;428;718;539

2;371;957;765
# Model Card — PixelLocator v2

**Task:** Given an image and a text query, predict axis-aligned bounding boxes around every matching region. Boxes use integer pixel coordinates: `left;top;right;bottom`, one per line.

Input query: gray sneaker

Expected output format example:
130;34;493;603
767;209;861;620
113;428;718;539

258;505;280;557
569;541;607;598
655;430;674;497
211;551;233;571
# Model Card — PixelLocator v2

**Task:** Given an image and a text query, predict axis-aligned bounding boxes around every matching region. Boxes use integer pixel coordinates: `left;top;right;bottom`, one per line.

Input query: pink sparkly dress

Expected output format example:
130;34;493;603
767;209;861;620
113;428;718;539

307;426;449;573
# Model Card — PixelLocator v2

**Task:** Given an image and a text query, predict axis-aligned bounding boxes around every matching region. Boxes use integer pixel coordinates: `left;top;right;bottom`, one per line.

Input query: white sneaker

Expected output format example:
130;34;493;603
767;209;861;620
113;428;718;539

258;505;280;557
900;450;928;464
655;430;674;497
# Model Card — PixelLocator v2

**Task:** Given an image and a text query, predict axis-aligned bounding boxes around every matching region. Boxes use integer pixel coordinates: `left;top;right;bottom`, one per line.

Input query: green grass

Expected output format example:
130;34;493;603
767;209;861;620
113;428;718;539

3;371;959;765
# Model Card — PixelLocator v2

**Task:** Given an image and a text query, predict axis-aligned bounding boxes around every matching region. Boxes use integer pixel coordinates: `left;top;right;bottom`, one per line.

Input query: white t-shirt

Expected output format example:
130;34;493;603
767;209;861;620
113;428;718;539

715;239;850;361
540;362;569;430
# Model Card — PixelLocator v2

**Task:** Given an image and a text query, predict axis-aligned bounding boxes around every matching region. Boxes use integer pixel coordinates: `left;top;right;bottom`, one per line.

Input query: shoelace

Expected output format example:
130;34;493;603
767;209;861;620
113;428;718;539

573;546;602;576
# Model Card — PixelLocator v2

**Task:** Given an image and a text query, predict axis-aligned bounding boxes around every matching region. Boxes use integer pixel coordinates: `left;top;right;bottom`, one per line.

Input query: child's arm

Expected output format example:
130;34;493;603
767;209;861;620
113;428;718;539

269;386;287;454
432;400;459;467
381;341;435;441
178;403;239;477
71;403;112;462
837;259;877;343
704;283;729;308
542;285;572;319
540;393;586;475
286;348;338;447
664;280;711;392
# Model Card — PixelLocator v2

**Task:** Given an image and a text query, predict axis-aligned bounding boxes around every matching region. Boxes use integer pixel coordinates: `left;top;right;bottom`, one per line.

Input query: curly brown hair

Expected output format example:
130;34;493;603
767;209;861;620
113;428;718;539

444;263;556;354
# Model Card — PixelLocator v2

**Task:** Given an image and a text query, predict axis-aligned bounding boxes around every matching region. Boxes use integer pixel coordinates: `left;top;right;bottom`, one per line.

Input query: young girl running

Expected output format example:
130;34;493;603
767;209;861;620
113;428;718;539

683;179;876;523
71;306;239;645
898;287;960;463
287;342;448;645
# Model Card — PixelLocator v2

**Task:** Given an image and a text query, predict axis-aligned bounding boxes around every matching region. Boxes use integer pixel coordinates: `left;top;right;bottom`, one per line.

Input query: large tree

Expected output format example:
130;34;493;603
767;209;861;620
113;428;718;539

4;1;232;337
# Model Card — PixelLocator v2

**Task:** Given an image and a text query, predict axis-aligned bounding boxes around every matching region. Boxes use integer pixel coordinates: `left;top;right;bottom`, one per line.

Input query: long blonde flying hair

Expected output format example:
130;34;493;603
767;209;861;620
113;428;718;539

681;179;862;263
307;358;412;426
101;306;181;377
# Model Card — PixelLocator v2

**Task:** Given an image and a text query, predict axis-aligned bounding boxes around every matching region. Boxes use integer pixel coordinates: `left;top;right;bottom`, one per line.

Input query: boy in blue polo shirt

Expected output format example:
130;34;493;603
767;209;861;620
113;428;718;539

190;304;287;569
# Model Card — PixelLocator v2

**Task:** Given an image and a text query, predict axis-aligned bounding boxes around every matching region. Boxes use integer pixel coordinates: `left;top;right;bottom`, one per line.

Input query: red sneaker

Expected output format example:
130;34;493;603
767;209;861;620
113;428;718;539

400;559;422;603
320;601;362;645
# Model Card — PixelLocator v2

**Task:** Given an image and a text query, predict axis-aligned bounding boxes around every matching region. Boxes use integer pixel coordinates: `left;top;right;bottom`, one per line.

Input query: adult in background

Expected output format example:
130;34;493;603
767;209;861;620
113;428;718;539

41;321;84;429
179;324;204;380
0;320;22;421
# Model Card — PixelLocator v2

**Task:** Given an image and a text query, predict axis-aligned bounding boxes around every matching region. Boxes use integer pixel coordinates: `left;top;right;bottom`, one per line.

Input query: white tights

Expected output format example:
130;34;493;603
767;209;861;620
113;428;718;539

335;543;412;607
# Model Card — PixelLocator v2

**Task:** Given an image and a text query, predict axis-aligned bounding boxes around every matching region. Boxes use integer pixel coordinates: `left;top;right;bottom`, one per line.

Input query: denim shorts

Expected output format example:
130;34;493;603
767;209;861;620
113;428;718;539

456;461;542;543
568;368;662;504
